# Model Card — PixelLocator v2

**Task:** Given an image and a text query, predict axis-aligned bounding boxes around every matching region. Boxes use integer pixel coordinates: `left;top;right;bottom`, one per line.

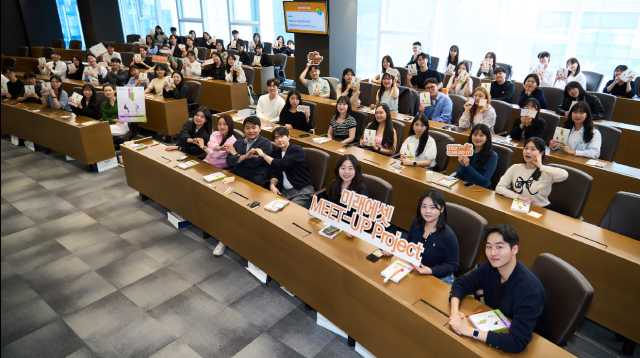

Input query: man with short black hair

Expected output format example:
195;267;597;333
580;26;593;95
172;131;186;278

170;27;183;44
489;67;515;103
256;78;285;123
407;53;442;90
407;41;432;69
102;43;121;64
420;78;452;123
530;51;555;87
228;29;243;49
300;63;330;98
225;116;273;185
250;126;316;208
39;50;67;78
83;54;108;83
99;58;128;86
16;72;42;103
2;67;26;99
448;224;549;354
236;40;252;66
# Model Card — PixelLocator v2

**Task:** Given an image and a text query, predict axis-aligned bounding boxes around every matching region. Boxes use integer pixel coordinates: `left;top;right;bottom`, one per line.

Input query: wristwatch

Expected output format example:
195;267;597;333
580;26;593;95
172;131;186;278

472;329;480;340
413;161;417;166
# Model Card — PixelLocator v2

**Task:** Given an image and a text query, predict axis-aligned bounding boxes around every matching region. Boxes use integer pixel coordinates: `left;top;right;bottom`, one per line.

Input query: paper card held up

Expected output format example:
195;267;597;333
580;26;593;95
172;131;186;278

308;51;323;65
446;143;474;156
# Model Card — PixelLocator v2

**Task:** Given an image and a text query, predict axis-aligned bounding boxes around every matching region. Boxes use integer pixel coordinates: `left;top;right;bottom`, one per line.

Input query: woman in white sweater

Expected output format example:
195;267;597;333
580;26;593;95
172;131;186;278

496;137;568;210
183;50;202;77
225;55;246;83
556;57;587;89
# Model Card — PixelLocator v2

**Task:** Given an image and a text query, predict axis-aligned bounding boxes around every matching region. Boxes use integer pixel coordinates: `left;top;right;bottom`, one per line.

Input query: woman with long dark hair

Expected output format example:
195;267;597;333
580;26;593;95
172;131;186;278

359;103;397;156
406;189;459;285
145;34;158;55
556;57;586;89
202;52;226;81
225;55;246;83
165;106;213;156
510;98;546;141
372;72;398;113
163;71;189;100
202;32;216;49
458;87;497;133
154;26;167;47
446;61;471;96
67;55;84;81
518;74;548;109
40;75;70;112
279;90;310;132
71;83;101;119
457;124;498;189
496;137;567;210
337;68;361;105
399;114;436;168
603;65;636;98
203;114;237;168
476;52;496;79
371;55;400;85
446;45;459;68
552;102;602;159
327;154;368;238
327;96;356;143
555;81;604;119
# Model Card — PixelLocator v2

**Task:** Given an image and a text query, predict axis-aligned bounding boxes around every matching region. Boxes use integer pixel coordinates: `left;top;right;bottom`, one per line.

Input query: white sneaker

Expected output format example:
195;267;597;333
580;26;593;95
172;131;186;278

213;243;226;256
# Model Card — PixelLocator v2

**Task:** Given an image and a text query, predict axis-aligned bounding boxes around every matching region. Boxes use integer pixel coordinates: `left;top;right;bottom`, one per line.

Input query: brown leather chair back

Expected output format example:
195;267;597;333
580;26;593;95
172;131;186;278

362;174;392;205
537;111;560;143
391;120;405;154
242;67;254;87
491;100;513;135
68;40;82;50
51;39;65;49
321;77;340;100
594;124;621;162
71;87;83;96
470;75;481;91
302;147;330;192
226;49;238;58
300;100;317;133
17;46;29;57
590;92;616;122
429;130;454;173
126;34;141;43
3;58;17;70
512;81;524;105
42;47;54;59
95;91;107;104
449;94;466;125
599;191;640;240
447;203;487;277
582;71;603;92
351;110;370;142
196;47;207;61
542;87;564;110
529;253;594;347
547;164;593;219
121;43;135;53
185;80;201;106
490;144;513;190
120;52;134;68
233;129;245;140
359;81;374;107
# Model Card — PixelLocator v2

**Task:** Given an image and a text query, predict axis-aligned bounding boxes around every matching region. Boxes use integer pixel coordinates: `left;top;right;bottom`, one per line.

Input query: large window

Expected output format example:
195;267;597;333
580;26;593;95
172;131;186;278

56;0;85;50
357;0;640;90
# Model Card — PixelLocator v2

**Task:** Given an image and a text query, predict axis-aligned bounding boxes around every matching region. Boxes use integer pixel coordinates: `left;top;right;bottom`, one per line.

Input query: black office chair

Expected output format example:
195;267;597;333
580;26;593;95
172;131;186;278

196;47;207;61
449;94;466;125
227;49;238;58
300;100;317;133
537;111;560;144
185;81;202;116
397;86;418;115
51;39;65;49
196;37;204;47
635;77;640;98
599;191;640;240
120;53;134;68
491;100;513;136
263;42;272;55
447;203;487;277
542;87;565;111
42;47;54;59
512;81;524;105
273;54;288;81
391;120;405;155
547;164;592;220
126;34;141;43
362;174;392;205
302;147;330;198
17;46;29;57
351;110;370;142
393;67;408;87
233;129;245;140
3;58;17;70
321;77;340;100
71;87;83;96
95;91;107;104
594;124;621;162
496;62;512;80
68;40;82;50
470;75;481;91
583;71;603;92
590;92;616;122
359;82;374;107
429;131;454;173
430;56;439;71
112;123;138;146
121;43;135;53
489;144;513;190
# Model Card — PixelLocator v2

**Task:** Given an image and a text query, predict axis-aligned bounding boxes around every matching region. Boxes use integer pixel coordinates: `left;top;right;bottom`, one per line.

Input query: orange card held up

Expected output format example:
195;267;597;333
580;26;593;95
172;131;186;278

308;51;323;65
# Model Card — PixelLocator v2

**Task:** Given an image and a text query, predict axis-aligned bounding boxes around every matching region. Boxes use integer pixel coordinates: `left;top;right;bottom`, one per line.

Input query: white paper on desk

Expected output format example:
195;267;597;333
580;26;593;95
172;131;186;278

89;43;108;57
586;159;606;168
117;86;146;122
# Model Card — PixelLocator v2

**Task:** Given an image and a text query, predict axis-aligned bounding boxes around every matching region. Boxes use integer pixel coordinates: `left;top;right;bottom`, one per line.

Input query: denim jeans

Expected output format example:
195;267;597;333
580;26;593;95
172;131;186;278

439;273;455;285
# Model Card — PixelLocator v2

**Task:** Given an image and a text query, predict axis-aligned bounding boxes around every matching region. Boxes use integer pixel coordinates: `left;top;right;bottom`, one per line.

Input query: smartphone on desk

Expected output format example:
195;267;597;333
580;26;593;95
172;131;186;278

366;249;384;262
463;182;474;189
299;134;310;138
177;156;188;161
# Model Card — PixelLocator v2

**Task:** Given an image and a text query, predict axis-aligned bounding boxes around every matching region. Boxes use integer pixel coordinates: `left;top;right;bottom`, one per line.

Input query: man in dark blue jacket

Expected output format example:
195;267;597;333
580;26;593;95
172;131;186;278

448;224;549;354
225;116;272;185
249;127;315;209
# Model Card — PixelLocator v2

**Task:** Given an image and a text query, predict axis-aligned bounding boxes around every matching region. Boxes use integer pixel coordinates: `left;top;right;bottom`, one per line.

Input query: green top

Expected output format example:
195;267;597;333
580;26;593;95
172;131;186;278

101;98;118;125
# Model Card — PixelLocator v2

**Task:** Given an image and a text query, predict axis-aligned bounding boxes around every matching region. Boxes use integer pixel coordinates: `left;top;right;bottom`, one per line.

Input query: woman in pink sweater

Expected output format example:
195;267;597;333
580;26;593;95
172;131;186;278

203;114;237;168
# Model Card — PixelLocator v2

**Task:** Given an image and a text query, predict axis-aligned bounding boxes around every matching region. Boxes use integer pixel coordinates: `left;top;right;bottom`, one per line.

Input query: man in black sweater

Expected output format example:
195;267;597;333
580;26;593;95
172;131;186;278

16;72;42;103
99;58;128;86
225;116;273;185
2;67;25;100
407;53;442;90
251;127;315;209
448;224;549;354
490;67;515;103
236;40;252;66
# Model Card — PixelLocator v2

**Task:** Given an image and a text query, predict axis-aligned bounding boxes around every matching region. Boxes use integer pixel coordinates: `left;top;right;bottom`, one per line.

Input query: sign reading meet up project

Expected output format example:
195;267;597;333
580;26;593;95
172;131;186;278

116;86;146;122
309;189;425;266
283;2;328;35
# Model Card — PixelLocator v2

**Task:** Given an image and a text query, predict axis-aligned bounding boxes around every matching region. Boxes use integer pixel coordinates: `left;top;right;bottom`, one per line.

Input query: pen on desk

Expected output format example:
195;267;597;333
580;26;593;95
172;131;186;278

384;268;403;283
465;310;483;317
389;161;396;166
150;143;159;147
161;156;171;161
173;165;178;168
472;190;485;192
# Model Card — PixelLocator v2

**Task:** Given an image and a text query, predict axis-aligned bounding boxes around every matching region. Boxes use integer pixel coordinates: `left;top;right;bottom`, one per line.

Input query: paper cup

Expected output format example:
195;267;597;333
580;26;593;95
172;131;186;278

425;170;434;182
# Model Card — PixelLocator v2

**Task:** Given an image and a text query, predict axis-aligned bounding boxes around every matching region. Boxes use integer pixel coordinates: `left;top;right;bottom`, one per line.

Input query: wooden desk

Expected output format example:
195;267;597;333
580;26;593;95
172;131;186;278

610;96;640;127
121;140;571;357
249;66;275;94
181;75;248;113
2;56;39;73
141;94;189;136
219;110;640;341
268;54;295;79
1;101;115;165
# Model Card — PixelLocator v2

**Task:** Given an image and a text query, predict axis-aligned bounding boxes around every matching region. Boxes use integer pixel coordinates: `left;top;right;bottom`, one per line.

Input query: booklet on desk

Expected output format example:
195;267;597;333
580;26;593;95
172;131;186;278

468;309;511;332
381;260;414;283
435;176;458;188
203;172;226;182
309;137;331;144
264;199;290;213
586;159;607;168
511;199;531;214
178;160;199;170
319;225;342;239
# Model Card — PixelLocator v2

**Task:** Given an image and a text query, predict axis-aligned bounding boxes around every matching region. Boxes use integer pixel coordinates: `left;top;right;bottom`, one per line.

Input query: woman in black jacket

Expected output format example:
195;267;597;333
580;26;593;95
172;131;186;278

202;53;225;80
510;98;546;142
67;55;84;81
555;81;604;119
71;83;101;119
163;71;189;100
253;43;273;67
603;65;636;98
165;106;212;156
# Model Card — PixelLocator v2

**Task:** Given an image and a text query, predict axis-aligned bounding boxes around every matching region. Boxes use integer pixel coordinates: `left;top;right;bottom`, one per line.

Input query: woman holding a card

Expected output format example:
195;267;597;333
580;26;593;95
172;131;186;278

555;82;604;119
224;56;246;83
183;51;202;77
603;65;636;98
163;71;189;100
497;137;568;210
327;96;357;143
359;103;397;156
510;98;546;142
144;35;158;55
71;84;101;120
202;53;226;81
371;56;400;86
457;124;498;189
145;64;169;95
446;61;472;96
476;52;497;80
166;106;212;156
181;37;198;59
279;90;310;132
100;84;129;136
399;114;437;168
67;55;84;81
373;73;399;113
337;68;361;105
126;66;149;89
201;32;216;49
556;57;587;89
517;74;548;109
272;36;286;54
253;44;273;67
459;87;497;133
203;114;237;168
40;75;71;112
446;45;460;69
153;26;167;47
552;102;602;159
131;47;154;70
